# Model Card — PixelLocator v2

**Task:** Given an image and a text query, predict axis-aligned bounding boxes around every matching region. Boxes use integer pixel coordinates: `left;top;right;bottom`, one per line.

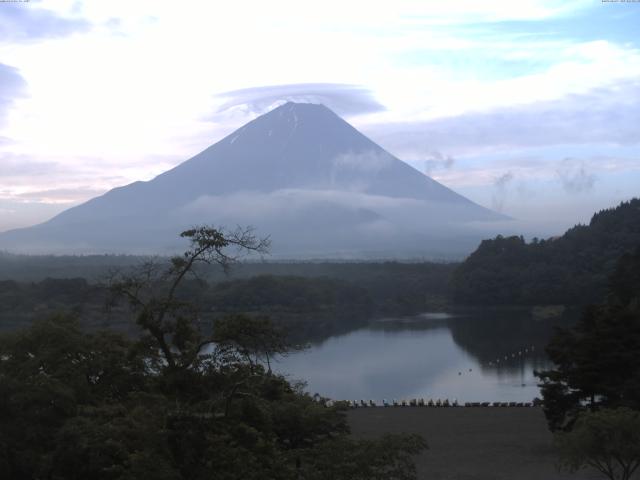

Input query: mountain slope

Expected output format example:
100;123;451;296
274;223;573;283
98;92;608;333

0;102;507;256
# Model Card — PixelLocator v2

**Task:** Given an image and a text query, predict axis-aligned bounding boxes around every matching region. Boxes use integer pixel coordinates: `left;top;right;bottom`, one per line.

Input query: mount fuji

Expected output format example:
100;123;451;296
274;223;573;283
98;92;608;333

0;102;508;258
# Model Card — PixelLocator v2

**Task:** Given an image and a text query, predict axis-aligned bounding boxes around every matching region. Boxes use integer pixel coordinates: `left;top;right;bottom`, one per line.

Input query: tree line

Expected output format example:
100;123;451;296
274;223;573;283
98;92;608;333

0;264;454;340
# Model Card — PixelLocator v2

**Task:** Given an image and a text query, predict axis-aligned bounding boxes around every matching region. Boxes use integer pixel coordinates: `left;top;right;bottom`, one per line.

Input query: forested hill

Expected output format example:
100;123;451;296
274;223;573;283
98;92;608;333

451;198;640;306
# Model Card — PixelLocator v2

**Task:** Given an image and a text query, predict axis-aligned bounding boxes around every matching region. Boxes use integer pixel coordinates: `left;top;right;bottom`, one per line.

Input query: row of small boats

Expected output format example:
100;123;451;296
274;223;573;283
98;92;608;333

340;399;538;408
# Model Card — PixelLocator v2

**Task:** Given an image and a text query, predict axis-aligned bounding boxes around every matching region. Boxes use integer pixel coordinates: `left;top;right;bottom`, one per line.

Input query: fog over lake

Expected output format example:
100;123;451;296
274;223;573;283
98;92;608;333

276;310;569;403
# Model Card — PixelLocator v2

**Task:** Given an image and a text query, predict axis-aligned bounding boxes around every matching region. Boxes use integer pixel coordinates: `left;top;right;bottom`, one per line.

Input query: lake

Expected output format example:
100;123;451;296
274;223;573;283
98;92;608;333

275;309;573;403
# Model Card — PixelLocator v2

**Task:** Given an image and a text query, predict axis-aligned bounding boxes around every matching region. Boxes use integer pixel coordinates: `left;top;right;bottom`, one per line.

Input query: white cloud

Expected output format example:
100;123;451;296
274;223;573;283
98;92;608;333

0;63;27;126
0;1;614;166
556;158;596;194
332;151;394;175
423;150;455;176
0;2;90;43
0;152;179;212
491;171;515;212
213;83;385;119
365;78;640;162
180;188;424;222
0;0;635;234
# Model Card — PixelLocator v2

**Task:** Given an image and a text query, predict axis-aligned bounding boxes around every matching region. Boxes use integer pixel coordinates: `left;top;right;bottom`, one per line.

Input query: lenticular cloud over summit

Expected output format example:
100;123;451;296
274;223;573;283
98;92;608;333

0;102;509;258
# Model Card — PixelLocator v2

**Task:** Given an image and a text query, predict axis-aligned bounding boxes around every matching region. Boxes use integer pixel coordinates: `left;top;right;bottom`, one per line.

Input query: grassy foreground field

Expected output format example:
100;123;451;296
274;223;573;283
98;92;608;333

348;407;602;480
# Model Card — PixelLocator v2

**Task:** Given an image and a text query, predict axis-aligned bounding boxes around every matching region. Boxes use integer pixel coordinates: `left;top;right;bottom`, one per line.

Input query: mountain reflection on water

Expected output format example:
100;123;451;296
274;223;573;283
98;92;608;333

275;308;576;403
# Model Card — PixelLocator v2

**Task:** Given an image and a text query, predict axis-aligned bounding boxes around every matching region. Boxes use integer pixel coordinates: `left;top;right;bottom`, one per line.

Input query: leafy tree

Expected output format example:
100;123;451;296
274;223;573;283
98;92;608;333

536;247;640;431
1;225;427;479
212;314;298;373
0;315;149;479
555;407;640;480
108;225;270;371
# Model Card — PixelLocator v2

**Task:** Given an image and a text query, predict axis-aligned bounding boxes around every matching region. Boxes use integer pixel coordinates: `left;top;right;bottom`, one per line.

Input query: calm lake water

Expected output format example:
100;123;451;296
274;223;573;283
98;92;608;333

275;309;572;403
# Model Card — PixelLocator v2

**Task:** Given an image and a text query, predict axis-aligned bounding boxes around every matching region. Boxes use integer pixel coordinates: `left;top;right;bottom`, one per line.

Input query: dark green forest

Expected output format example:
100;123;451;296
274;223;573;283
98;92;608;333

537;246;640;431
0;262;454;341
452;198;640;306
0;227;427;480
0;312;427;479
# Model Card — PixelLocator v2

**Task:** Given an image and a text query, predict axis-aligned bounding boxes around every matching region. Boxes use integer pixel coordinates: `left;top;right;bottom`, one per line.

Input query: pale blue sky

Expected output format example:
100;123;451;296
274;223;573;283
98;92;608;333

0;0;638;236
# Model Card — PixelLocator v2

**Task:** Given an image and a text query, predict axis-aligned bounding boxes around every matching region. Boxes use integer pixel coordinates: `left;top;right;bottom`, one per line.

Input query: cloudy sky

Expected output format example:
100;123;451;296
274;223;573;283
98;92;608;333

1;0;639;235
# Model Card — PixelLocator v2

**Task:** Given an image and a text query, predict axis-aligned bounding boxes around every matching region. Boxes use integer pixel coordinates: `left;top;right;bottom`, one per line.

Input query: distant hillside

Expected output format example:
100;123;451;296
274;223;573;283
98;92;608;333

0;263;455;340
0;251;149;281
451;198;640;305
